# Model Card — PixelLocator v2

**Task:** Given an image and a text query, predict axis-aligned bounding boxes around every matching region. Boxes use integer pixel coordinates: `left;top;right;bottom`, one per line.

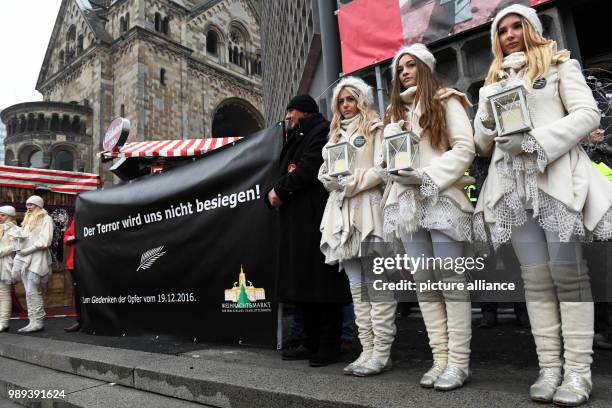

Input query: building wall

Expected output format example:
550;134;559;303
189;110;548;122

260;0;321;125
8;0;264;182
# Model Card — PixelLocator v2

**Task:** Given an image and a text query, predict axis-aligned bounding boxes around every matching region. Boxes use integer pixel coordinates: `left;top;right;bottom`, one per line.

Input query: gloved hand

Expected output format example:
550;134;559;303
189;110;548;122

389;169;423;185
495;134;525;156
320;174;343;191
383;121;406;138
17;246;36;256
338;174;355;188
478;84;502;130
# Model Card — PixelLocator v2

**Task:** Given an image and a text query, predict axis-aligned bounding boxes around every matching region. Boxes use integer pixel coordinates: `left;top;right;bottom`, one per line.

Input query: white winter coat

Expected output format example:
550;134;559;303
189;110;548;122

319;116;385;264
473;52;612;246
0;222;19;284
382;87;475;242
13;214;53;282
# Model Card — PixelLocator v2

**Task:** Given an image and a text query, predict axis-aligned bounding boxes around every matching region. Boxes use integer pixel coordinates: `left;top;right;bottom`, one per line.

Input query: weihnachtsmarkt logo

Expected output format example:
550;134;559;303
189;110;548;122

222;265;271;312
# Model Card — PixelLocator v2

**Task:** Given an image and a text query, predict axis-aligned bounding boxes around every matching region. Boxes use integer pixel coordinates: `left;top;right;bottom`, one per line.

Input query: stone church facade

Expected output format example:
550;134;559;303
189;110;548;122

1;0;263;181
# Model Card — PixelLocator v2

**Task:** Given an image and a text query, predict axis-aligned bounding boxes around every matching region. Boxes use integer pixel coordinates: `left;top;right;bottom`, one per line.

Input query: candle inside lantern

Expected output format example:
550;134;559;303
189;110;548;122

500;108;524;133
334;159;348;174
394;151;411;170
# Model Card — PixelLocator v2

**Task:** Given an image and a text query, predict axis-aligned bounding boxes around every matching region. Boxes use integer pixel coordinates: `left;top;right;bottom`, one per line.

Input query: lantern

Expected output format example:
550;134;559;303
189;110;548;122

488;84;532;136
384;131;420;173
10;231;28;252
327;141;357;177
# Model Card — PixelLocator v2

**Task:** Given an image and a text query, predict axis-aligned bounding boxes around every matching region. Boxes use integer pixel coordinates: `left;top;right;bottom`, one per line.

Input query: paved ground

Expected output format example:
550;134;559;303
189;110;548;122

3;310;611;407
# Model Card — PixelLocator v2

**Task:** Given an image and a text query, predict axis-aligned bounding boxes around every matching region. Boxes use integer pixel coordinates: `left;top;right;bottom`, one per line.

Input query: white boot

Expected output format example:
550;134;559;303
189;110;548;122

343;286;373;375
0;283;11;332
417;300;448;387
521;264;562;402
433;301;471;391
414;268;449;387
352;287;396;377
549;261;594;406
433;267;471;391
18;292;45;333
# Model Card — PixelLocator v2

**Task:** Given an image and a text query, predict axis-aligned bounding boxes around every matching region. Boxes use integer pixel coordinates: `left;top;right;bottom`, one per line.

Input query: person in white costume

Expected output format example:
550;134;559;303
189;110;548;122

382;43;475;391
318;76;396;377
473;4;609;406
0;205;19;332
11;196;54;333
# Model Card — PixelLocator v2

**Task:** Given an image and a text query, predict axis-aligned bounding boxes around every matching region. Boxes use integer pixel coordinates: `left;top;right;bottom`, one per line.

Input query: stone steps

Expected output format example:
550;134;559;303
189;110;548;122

0;357;208;408
1;333;611;407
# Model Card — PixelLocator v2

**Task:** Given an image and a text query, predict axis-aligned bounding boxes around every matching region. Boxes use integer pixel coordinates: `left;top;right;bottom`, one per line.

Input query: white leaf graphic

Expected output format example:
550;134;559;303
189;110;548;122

137;246;166;271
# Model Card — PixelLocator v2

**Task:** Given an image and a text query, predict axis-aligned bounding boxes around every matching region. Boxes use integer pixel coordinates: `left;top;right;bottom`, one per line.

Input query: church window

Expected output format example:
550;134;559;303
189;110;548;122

54;150;74;171
28;150;44;168
162;17;170;35
160;69;166;86
206;30;218;55
154;13;161;32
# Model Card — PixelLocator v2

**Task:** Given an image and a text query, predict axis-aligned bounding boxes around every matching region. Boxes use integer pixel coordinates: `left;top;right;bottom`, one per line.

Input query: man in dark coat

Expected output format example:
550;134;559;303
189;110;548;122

264;94;350;366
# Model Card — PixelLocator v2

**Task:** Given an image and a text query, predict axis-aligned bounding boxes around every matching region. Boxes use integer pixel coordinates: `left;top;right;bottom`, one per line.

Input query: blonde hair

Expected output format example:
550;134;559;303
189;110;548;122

329;85;380;144
22;206;48;232
485;15;555;89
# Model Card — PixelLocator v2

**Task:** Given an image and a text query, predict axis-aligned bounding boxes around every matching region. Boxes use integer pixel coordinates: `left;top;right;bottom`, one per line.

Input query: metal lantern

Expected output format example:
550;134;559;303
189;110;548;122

10;231;28;252
327;141;356;177
384;131;420;173
488;84;532;136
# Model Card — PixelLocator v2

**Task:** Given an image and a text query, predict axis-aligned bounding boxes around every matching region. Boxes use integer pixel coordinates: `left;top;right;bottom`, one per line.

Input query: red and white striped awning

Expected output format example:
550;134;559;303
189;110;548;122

100;137;242;159
0;165;100;195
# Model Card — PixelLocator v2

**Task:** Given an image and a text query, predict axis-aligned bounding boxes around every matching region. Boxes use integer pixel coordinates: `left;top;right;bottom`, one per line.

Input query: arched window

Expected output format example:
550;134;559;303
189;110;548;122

71;116;81;133
66;25;76;61
50;114;59;131
228;45;233;63
19;115;26;132
125;13;130;31
120;104;125;117
233;46;239;66
77;35;84;53
162;17;170;35
206;30;218;55
228;26;246;68
154;13;161;32
61;115;71;131
120;16;125;33
5;150;14;165
160;68;166;86
54;150;74;171
37;114;46;131
26;114;36;131
29;150;44;168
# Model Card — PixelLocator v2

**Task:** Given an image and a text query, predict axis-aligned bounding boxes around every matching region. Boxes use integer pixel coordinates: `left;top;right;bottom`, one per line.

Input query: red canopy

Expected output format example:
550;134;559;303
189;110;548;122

100;137;242;160
0;165;100;195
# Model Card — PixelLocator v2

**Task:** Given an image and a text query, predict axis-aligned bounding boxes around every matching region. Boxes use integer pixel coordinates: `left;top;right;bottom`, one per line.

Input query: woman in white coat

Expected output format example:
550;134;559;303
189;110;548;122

473;5;609;406
382;43;475;391
11;195;54;333
318;76;396;376
0;205;19;332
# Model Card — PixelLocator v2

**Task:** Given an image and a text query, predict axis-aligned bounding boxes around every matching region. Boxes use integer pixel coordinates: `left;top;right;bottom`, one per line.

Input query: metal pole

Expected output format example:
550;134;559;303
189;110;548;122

375;65;385;119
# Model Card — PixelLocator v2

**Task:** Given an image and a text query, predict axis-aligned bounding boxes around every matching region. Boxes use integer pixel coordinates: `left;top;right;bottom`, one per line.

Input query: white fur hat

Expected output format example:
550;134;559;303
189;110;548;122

490;4;543;55
26;195;44;209
0;205;16;218
332;76;374;108
391;43;436;82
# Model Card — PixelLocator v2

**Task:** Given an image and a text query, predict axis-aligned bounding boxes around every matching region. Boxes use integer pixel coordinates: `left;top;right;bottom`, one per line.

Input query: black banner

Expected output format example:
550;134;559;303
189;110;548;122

75;124;283;346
